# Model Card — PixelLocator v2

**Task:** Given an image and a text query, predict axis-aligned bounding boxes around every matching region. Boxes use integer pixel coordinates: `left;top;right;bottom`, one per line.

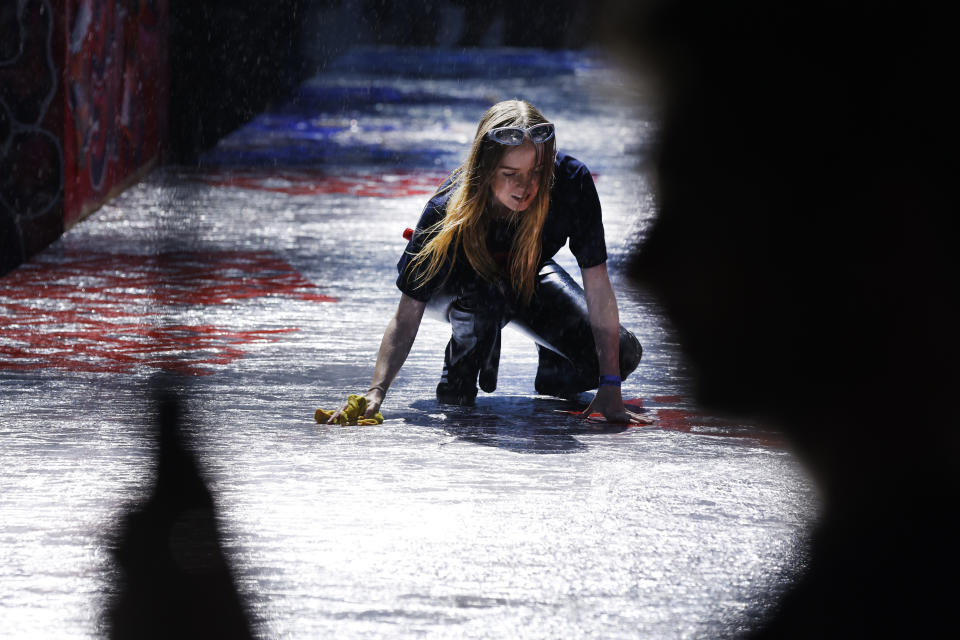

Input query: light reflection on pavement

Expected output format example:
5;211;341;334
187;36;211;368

0;47;818;639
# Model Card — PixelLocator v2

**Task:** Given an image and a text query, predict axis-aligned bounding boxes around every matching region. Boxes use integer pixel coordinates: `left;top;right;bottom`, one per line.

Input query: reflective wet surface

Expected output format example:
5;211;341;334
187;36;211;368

1;48;818;638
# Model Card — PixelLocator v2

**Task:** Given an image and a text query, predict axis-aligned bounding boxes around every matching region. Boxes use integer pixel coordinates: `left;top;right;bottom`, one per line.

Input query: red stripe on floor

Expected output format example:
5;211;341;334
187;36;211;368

196;169;451;198
0;251;334;375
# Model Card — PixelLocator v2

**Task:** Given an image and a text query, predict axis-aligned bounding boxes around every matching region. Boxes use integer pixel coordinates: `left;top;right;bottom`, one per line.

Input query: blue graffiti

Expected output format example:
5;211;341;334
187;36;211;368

200;47;604;170
328;47;603;78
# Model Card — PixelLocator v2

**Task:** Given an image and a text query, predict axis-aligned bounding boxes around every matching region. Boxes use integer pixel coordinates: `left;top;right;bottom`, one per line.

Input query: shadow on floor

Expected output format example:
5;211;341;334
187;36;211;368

398;395;633;454
104;377;257;639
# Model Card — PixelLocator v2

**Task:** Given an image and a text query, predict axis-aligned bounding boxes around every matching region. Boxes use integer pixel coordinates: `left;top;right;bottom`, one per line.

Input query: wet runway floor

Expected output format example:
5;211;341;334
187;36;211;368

1;48;819;638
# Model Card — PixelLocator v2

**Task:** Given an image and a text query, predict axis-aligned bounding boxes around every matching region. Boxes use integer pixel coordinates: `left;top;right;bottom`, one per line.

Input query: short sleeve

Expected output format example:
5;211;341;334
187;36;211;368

396;195;450;302
567;165;607;269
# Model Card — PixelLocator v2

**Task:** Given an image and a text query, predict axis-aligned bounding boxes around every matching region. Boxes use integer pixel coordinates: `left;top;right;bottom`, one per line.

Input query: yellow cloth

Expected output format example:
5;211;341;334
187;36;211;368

315;394;384;426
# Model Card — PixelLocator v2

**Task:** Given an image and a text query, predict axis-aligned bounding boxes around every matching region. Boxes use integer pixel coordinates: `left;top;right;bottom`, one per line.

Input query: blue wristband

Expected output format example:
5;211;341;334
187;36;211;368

598;374;621;387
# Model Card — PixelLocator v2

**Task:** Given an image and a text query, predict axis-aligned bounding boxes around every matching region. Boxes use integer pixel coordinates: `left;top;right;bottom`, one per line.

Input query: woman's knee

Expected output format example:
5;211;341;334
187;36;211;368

619;328;642;378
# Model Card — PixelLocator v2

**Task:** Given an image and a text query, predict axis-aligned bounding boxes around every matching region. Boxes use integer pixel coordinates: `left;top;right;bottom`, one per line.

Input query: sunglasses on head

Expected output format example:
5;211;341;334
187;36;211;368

486;123;556;145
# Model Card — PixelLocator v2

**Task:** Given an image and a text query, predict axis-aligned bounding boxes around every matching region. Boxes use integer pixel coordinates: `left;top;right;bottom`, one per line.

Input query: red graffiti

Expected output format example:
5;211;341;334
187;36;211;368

0;250;335;375
195;169;452;198
651;395;683;403
648;397;785;447
64;0;168;224
655;409;698;433
196;170;599;199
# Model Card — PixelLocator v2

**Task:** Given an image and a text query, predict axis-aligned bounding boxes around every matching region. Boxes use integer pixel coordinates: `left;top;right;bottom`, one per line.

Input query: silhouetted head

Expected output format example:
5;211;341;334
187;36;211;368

599;1;959;635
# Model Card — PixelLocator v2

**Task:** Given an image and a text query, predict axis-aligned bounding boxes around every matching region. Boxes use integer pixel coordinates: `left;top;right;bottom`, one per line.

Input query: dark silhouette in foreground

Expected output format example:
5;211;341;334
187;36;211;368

106;381;256;639
603;0;959;636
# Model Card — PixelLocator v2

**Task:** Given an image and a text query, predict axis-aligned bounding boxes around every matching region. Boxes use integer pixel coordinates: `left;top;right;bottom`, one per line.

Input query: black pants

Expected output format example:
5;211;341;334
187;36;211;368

427;260;643;404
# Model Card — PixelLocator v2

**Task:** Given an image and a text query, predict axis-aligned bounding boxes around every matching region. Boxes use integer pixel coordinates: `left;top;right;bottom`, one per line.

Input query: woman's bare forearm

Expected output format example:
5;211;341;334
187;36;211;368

369;293;426;395
581;262;633;422
328;294;425;423
582;262;621;376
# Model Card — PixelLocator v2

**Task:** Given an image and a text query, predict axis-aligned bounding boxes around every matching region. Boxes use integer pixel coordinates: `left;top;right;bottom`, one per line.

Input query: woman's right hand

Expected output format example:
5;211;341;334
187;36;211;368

326;387;385;424
326;293;425;425
362;387;385;418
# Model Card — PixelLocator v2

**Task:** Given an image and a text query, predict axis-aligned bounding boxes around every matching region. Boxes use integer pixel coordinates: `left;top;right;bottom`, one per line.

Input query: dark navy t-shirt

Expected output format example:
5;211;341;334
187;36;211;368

396;152;606;302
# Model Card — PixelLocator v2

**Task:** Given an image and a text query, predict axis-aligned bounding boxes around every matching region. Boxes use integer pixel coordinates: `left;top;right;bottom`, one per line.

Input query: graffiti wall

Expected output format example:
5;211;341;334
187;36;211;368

0;0;64;275
64;0;167;226
0;0;167;275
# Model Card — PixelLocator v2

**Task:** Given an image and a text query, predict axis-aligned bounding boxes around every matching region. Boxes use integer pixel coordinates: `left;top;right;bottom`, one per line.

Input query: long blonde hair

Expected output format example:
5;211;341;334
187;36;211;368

406;100;557;305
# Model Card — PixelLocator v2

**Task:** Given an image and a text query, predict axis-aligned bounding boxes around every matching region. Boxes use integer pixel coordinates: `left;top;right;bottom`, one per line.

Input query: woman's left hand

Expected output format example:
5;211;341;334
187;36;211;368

582;384;642;424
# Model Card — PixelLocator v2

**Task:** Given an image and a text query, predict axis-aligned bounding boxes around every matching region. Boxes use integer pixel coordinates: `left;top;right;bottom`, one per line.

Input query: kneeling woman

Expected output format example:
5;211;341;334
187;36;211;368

329;100;642;424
